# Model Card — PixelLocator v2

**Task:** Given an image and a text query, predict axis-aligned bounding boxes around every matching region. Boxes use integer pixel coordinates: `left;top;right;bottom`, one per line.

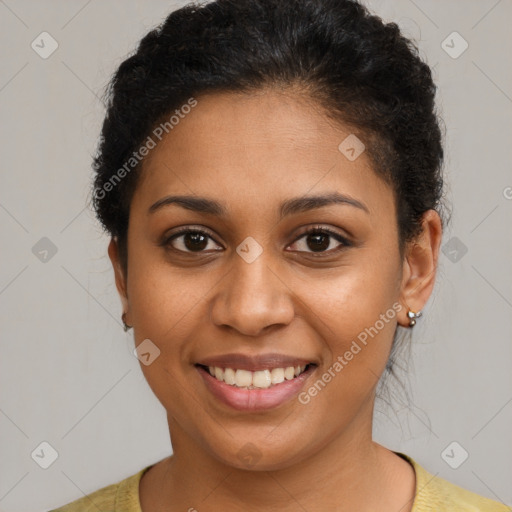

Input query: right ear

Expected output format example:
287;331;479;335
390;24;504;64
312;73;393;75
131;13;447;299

108;237;129;316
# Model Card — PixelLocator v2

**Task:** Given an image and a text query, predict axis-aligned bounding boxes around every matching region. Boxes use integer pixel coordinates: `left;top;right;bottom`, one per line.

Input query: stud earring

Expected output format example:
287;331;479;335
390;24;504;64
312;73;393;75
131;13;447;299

122;312;131;332
407;309;422;327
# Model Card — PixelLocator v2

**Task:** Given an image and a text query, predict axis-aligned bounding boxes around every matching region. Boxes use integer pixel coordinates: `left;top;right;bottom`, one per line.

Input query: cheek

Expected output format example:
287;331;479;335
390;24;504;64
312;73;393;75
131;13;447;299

292;275;400;438
126;260;205;414
292;251;402;388
300;246;401;333
126;251;209;338
125;253;210;396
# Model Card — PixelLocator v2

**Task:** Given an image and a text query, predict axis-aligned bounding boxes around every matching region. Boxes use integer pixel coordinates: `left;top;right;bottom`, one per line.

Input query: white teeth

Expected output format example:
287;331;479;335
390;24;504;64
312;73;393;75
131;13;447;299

235;369;252;387
205;364;309;389
214;367;224;382
284;367;295;380
223;367;236;385
270;367;285;384
252;370;272;388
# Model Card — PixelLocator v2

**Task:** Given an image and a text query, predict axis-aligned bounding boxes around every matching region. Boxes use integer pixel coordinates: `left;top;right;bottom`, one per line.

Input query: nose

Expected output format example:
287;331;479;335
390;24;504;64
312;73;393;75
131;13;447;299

209;251;295;337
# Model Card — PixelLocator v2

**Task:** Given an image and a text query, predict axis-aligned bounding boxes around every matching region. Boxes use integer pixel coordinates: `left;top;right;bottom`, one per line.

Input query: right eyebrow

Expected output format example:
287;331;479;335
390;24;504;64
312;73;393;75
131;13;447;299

148;195;224;215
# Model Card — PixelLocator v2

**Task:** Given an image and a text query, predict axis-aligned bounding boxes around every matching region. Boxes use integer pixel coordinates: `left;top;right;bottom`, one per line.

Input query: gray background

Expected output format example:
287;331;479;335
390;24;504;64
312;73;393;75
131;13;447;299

0;1;511;510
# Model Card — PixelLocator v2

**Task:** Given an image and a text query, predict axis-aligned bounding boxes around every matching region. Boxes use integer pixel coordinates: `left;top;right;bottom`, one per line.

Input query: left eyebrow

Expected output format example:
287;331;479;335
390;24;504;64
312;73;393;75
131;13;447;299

278;192;369;218
148;192;369;217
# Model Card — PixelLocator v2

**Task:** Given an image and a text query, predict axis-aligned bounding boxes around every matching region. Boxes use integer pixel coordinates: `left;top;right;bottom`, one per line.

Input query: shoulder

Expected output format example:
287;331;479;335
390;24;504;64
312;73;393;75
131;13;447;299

48;465;151;512
396;452;510;512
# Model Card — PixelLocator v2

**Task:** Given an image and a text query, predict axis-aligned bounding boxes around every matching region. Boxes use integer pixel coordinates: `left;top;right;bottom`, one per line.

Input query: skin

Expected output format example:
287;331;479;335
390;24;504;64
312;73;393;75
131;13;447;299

108;88;442;511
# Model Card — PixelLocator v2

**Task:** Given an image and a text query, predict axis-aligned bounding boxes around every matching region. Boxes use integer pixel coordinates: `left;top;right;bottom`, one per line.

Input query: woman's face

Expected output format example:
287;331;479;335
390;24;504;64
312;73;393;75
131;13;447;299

110;89;433;470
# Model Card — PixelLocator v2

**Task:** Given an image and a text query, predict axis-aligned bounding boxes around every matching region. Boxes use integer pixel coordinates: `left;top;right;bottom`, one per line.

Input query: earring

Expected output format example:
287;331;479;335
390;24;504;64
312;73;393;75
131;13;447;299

407;309;422;327
122;312;131;332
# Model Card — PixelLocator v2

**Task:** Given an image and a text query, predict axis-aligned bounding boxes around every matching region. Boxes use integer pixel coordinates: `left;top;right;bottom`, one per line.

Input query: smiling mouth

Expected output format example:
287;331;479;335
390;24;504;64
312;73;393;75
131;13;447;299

196;363;316;390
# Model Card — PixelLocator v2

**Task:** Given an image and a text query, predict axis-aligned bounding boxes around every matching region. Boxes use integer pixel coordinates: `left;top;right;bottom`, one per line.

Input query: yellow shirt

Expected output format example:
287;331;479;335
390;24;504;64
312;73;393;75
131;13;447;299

49;452;510;511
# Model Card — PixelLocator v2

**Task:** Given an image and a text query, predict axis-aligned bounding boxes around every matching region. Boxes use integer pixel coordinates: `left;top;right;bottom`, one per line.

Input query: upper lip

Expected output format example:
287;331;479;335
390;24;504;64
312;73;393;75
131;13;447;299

195;353;317;371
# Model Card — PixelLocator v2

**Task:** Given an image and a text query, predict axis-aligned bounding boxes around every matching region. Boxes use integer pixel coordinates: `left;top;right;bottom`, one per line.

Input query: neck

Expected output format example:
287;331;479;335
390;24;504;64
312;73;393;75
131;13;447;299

144;396;414;511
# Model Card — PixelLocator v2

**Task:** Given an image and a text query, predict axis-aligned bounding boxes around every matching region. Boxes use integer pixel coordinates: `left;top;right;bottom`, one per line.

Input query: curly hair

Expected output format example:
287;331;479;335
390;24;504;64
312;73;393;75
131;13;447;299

90;0;445;276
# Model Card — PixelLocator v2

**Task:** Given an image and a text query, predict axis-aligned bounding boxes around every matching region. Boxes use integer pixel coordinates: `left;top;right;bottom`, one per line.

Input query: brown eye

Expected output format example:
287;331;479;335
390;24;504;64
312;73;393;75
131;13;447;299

288;227;351;255
164;228;223;253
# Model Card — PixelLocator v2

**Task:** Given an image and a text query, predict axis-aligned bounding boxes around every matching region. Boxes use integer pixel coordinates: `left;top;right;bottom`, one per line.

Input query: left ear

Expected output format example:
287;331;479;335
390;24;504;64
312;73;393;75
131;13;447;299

397;209;443;327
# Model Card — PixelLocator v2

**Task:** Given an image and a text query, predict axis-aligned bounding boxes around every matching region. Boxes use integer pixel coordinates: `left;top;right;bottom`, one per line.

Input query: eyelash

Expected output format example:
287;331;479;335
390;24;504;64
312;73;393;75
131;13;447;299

161;225;352;257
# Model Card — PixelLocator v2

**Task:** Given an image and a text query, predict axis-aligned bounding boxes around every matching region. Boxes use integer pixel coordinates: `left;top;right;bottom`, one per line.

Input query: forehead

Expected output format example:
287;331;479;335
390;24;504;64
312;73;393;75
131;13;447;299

133;89;394;218
146;89;356;160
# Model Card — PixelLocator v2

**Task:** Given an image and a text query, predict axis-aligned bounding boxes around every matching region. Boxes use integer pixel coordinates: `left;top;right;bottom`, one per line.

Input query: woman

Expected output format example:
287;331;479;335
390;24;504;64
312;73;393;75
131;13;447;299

50;0;509;510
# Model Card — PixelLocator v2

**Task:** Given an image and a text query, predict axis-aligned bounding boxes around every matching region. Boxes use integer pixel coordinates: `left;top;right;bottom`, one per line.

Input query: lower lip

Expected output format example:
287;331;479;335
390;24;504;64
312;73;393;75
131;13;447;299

196;365;316;412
